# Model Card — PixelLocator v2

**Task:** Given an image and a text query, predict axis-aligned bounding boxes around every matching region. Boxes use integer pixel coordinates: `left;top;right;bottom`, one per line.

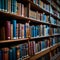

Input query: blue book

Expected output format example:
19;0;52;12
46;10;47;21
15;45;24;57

31;26;34;37
12;47;17;60
9;49;13;60
33;0;36;4
0;50;3;60
11;0;17;14
0;0;1;10
4;0;8;12
24;24;26;38
1;0;4;11
20;44;23;59
43;14;46;22
12;20;16;39
34;26;36;37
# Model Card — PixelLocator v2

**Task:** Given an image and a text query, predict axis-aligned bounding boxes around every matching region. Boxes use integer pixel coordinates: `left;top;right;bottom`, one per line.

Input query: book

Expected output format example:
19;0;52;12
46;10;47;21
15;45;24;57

9;48;13;60
18;23;21;39
12;20;17;39
16;24;18;39
21;3;24;17
17;2;21;16
2;48;9;60
8;0;11;13
0;50;3;60
12;47;17;60
4;0;8;12
1;0;4;11
0;0;1;11
5;21;11;40
0;21;5;40
11;0;17;14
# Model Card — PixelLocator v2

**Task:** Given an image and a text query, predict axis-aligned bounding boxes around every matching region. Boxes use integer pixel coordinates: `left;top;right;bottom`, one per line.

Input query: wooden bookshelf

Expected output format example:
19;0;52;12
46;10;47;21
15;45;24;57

0;0;60;60
25;43;59;60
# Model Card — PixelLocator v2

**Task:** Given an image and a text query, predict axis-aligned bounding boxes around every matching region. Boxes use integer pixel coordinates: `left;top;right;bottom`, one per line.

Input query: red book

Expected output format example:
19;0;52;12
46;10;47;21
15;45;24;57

5;21;11;40
2;48;9;60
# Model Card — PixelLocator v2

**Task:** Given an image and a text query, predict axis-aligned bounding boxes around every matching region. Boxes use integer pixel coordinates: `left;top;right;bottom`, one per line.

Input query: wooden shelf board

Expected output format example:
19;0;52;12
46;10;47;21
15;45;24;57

50;44;58;51
29;47;50;60
26;43;59;60
0;38;29;44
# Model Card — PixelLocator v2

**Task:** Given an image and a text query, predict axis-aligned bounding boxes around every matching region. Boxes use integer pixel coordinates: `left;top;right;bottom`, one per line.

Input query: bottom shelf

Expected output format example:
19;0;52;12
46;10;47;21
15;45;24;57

25;44;59;60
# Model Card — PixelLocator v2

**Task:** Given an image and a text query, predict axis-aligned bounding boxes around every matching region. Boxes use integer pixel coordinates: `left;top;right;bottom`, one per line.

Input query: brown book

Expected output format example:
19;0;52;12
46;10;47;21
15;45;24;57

21;24;24;38
18;23;21;39
36;11;40;21
0;21;5;40
21;3;24;17
24;6;28;17
17;2;21;16
0;26;5;40
40;1;43;8
16;46;20;59
11;24;13;39
16;24;18;39
2;48;9;60
5;21;11;40
25;23;30;38
8;0;11;13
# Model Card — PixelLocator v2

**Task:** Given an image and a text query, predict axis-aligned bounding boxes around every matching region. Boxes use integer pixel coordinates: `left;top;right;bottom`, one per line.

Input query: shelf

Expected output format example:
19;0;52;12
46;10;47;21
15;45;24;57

50;44;58;51
51;3;60;13
42;0;50;4
25;43;59;60
0;38;29;44
28;47;50;60
29;1;50;15
52;0;60;7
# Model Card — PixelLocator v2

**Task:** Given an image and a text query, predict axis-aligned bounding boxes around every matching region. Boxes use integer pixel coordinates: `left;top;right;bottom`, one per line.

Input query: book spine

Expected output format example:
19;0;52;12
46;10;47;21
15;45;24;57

24;24;26;38
5;21;11;40
18;23;21;39
0;0;1;11
2;48;9;60
9;49;13;60
4;0;8;12
21;3;24;17
8;0;11;13
11;0;17;14
17;3;21;15
21;24;24;38
16;24;18;39
1;0;4;11
11;24;13;39
0;26;5;40
0;50;3;60
16;46;20;59
12;47;17;60
12;20;16;39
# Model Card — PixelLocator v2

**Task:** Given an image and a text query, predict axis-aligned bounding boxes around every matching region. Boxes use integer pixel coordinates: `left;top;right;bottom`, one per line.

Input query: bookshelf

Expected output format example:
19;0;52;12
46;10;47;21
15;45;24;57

0;0;60;60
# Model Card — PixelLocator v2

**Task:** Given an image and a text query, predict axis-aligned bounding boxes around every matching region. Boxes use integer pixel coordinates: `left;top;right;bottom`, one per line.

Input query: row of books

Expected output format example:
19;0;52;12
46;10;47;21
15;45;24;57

0;20;59;40
29;10;59;25
0;43;28;60
0;20;30;40
51;0;60;12
50;16;57;25
31;0;50;12
0;0;29;17
29;10;50;23
50;6;60;18
0;37;59;60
